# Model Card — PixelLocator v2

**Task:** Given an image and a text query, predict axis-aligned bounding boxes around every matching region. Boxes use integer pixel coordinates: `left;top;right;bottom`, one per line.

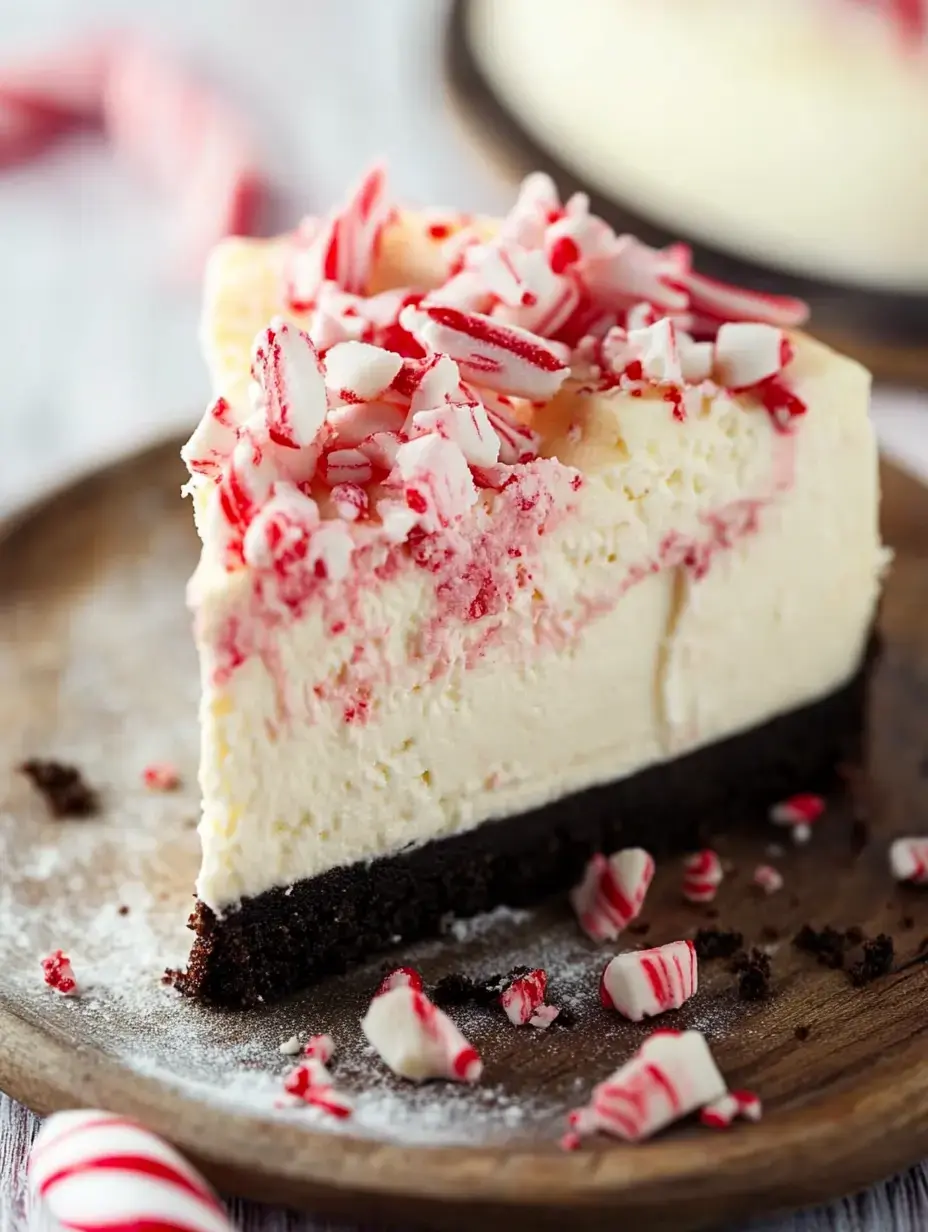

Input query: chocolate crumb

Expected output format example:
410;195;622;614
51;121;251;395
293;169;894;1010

850;818;870;854
117;905;130;916
793;923;848;969
794;1025;811;1041
628;921;651;936
693;927;743;961
432;966;530;1009
730;948;772;1001
789;894;800;909
845;925;865;946
918;753;928;778
703;907;720;920
848;934;894;987
19;759;99;818
901;915;915;931
760;924;780;942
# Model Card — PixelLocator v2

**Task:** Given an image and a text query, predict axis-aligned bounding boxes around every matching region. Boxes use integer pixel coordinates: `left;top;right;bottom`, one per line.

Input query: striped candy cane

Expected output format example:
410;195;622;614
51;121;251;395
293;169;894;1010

29;1110;232;1232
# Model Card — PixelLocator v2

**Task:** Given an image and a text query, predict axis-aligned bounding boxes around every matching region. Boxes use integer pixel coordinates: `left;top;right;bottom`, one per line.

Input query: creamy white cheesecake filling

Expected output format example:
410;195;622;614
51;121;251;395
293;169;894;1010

192;331;883;911
467;0;928;291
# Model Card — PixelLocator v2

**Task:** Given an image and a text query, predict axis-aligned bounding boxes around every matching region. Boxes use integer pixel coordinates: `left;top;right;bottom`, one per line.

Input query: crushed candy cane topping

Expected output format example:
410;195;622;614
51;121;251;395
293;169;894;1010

184;168;812;576
41;950;78;996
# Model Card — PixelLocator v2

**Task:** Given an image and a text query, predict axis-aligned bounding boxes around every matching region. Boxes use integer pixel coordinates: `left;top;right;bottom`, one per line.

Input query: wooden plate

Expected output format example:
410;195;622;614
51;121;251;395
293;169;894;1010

0;442;927;1232
445;0;928;387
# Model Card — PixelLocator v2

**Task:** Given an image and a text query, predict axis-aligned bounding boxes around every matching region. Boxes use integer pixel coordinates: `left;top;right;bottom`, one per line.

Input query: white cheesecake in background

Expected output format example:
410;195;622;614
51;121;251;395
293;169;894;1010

466;0;928;292
173;168;885;1007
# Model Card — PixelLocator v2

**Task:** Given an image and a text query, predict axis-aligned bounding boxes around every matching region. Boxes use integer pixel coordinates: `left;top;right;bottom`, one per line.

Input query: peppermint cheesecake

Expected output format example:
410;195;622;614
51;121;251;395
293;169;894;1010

465;0;928;292
176;168;885;1007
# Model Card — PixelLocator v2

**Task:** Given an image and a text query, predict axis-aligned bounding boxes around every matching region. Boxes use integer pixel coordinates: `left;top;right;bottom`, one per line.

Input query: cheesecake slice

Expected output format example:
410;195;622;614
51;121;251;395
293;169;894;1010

176;169;885;1007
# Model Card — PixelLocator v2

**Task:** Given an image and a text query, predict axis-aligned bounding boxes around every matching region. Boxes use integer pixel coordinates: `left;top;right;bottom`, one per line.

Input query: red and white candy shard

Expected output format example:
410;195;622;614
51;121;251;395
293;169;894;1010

393;433;478;533
181;395;238;479
282;1058;352;1120
323;340;404;406
889;838;928;884
141;762;180;791
565;1029;727;1146
769;794;825;844
360;985;483;1083
251;318;327;449
753;864;784;895
241;484;320;573
375;966;424;996
287;165;391;307
570;848;655;942
699;1089;763;1129
399;303;570;401
41;950;78;996
302;1033;335;1062
29;1109;232;1232
600;940;698;1022
714;323;791;391
500;968;560;1028
681;850;724;904
409;401;501;469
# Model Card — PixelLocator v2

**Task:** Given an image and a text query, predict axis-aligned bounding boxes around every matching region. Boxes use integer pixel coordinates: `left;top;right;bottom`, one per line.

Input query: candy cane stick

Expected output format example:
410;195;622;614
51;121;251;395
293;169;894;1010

29;1110;233;1232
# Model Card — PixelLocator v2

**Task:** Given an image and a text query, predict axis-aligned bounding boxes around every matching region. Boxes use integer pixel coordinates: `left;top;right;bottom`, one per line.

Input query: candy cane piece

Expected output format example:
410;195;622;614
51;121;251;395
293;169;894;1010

393;434;477;533
769;793;825;844
41;951;78;996
889;837;928;884
600;940;698;1022
251;318;327;450
714;323;791;391
570;848;655;942
500;968;560;1028
323;340;403;406
399;303;569;400
681;850;724;904
287;165;392;307
362;985;482;1082
565;1029;727;1145
29;1110;232;1232
376;967;424;997
410;402;501;469
753;864;784;895
181;395;239;479
699;1089;763;1129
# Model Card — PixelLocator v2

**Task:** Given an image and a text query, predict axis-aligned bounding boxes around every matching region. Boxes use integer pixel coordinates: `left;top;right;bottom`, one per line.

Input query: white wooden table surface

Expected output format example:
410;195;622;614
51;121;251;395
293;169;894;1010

1;2;927;1229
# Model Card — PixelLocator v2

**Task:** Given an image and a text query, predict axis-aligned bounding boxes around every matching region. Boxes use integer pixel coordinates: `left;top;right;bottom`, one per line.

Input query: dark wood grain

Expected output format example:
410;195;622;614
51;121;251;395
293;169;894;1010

0;442;926;1232
444;0;928;385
